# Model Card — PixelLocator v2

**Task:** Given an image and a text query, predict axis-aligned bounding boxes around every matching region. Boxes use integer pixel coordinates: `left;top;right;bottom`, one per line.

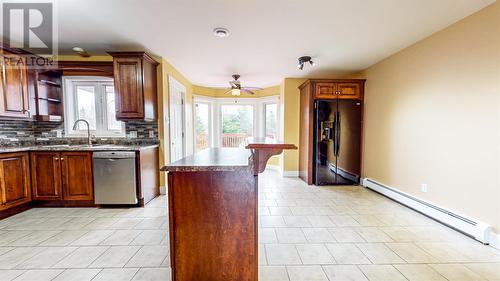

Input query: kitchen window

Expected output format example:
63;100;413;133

63;77;125;137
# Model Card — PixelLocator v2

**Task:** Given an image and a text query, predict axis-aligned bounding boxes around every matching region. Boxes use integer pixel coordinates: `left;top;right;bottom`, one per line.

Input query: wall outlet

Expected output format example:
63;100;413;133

421;184;428;193
149;130;155;138
128;131;138;138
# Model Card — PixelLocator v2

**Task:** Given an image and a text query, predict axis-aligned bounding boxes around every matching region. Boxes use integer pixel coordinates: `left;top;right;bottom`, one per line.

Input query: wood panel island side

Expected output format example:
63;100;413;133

161;139;296;281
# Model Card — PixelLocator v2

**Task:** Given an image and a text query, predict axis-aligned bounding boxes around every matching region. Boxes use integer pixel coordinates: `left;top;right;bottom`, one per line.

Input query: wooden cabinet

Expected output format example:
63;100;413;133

33;70;64;122
0;152;31;210
61;152;93;201
31;151;93;202
314;81;363;100
167;158;257;281
0;51;30;118
108;52;159;120
137;146;160;206
31;152;63;200
315;83;337;98
299;79;365;185
337;82;361;99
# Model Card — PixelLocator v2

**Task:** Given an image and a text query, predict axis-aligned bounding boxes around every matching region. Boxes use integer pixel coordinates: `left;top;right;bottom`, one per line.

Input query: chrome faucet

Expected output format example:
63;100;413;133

72;119;92;145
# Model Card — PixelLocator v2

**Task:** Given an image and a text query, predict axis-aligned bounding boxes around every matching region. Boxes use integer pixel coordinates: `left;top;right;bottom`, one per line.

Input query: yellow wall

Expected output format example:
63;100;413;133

279;78;307;173
192;85;280;98
361;2;500;232
157;59;194;187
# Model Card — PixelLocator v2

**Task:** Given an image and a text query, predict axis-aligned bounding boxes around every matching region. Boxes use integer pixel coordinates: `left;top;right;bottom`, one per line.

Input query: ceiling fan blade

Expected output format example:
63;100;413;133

242;86;263;91
241;89;255;95
224;89;233;95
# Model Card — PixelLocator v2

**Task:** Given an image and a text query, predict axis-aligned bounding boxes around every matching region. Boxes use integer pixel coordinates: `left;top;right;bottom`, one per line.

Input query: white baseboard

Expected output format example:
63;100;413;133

361;178;494;246
490;232;500;250
159;186;166;195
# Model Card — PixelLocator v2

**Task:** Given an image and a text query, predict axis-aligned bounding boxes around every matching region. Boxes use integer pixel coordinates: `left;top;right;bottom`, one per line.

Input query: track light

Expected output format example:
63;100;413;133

297;56;315;70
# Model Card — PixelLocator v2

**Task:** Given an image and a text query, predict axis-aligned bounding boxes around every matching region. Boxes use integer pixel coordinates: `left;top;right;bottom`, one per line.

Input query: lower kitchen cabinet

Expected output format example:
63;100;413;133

31;151;93;202
0;152;31;211
30;152;63;200
61;152;94;201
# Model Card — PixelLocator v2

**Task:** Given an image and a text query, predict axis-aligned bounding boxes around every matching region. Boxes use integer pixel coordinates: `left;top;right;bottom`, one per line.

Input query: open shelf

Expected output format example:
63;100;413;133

34;70;64;122
34;114;63;122
38;79;61;87
37;97;62;103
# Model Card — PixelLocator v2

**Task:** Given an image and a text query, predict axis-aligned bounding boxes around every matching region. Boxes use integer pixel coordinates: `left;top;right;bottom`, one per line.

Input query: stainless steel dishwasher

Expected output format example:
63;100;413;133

93;151;138;205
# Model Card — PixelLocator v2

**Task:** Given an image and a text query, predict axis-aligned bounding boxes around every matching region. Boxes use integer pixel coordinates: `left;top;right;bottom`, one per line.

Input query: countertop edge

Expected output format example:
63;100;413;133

0;144;159;153
161;148;252;172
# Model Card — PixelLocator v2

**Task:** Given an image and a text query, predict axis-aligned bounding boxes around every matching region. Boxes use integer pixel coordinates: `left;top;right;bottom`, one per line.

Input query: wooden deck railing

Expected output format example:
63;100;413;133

222;134;248;147
196;133;255;150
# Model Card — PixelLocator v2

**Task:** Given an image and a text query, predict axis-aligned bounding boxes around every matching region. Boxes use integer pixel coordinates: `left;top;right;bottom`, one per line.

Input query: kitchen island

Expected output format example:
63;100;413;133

161;139;296;281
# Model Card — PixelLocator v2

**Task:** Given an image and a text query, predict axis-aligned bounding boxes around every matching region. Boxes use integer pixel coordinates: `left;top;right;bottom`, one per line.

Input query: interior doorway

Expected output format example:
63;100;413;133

169;76;186;163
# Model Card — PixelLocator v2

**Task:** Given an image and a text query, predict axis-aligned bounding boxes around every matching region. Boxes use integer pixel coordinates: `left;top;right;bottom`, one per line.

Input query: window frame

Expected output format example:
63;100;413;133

263;101;279;140
63;76;125;138
192;95;280;149
194;99;213;152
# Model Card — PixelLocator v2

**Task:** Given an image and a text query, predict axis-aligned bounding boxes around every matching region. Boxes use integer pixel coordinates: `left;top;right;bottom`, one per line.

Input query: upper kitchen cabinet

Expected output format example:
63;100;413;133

312;80;365;100
0;50;30;118
108;52;159;120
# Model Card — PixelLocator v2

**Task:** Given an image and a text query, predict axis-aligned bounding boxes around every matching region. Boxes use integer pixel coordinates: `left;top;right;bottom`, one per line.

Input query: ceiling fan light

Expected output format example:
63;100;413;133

231;88;241;96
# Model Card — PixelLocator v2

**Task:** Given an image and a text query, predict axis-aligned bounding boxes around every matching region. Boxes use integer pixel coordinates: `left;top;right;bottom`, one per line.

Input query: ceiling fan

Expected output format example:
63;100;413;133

224;74;262;96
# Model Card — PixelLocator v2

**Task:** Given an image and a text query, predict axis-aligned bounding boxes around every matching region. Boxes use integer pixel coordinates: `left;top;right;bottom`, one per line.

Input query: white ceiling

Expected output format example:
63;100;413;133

54;0;494;87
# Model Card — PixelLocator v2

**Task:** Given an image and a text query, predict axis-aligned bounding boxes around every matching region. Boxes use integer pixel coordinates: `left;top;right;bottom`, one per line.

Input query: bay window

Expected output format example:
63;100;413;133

193;96;280;152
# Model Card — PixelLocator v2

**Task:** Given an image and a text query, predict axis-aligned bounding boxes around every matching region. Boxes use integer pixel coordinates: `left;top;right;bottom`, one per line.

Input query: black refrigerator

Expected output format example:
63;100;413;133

314;99;362;185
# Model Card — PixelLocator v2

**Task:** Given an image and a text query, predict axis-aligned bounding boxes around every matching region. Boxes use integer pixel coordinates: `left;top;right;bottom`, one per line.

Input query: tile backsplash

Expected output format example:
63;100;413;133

0;119;159;146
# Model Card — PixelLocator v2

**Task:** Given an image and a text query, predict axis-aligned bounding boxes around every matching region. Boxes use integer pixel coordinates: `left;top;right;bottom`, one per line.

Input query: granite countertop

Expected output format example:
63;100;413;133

161;148;252;172
0;144;159;153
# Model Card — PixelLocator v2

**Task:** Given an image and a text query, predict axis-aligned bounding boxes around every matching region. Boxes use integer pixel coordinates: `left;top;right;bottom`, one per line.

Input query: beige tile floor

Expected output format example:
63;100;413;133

0;170;499;280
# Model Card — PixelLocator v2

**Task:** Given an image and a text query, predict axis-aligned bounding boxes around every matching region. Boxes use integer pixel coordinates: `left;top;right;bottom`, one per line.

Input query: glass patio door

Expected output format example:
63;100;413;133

220;104;254;147
194;102;211;152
